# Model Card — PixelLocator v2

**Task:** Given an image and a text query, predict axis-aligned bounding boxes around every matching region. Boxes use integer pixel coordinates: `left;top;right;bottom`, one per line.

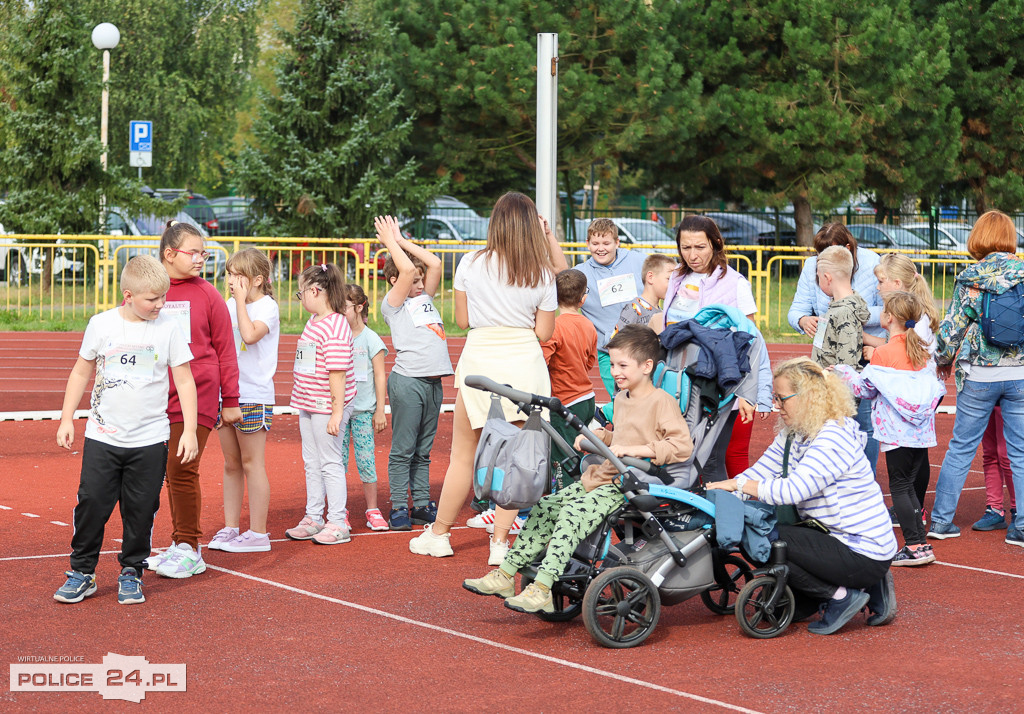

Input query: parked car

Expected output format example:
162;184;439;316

0;223;28;286
846;224;931;253
27;241;86;283
208;197;254;237
155;189;221;236
104;208;227;279
400;213;490;277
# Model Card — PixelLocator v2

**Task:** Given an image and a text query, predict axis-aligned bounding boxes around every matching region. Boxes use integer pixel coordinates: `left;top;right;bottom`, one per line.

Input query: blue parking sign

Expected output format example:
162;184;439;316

130;121;152;152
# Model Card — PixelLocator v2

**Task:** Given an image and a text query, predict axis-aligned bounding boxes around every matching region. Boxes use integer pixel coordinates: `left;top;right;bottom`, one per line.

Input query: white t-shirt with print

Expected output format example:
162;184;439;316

81;307;193;448
227;294;280;404
453;252;557;328
666;272;758;323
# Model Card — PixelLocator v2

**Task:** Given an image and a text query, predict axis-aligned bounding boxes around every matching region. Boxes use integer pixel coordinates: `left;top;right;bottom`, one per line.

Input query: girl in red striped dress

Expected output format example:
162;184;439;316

284;264;357;545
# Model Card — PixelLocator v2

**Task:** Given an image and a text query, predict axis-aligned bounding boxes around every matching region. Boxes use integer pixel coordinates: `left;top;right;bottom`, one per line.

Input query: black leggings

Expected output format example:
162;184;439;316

885;447;930;546
777;525;891;615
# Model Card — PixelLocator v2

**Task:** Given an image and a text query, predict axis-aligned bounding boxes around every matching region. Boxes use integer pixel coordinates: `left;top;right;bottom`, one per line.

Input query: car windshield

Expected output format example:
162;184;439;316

448;217;489;241
886;228;930;248
619;220;674;243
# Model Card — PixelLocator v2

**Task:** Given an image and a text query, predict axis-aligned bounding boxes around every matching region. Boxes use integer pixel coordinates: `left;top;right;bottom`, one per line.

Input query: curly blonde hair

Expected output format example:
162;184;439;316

774;357;856;439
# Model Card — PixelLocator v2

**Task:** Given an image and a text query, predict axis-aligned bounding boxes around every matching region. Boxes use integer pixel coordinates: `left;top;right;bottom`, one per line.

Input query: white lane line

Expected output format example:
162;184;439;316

0;505;11;510
204;563;762;714
883;485;985;498
0;549;121;562
50;521;69;527
22;513;39;518
936;562;1024;579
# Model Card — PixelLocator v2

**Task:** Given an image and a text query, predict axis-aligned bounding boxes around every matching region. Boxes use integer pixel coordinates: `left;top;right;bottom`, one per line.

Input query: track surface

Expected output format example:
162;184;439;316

1;332;1021;712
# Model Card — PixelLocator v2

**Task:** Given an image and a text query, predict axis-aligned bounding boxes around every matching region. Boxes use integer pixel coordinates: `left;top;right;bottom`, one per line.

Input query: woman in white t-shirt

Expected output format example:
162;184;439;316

410;192;567;564
211;249;280;554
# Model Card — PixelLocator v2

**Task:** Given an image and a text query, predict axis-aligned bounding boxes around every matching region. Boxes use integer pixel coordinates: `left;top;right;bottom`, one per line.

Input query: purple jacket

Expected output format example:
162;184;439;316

664;265;746;318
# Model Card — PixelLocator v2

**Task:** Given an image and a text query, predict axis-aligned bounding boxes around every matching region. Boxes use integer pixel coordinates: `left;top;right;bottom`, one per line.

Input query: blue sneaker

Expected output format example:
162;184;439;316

927;521;961;540
972;507;1008;531
388;507;412;531
117;567;145;605
411;500;438;526
1006;528;1024;548
864;571;897;627
54;571;97;603
808;588;871;635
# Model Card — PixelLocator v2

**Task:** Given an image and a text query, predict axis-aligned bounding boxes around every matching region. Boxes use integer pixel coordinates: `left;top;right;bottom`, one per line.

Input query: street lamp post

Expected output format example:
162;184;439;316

91;23;120;171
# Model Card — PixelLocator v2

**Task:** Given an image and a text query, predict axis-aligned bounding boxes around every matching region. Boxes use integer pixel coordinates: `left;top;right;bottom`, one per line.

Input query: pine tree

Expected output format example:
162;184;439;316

235;1;440;238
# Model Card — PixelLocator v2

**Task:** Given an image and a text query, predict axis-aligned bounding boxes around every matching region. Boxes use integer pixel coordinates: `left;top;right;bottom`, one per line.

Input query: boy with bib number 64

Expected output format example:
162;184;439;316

54;255;198;606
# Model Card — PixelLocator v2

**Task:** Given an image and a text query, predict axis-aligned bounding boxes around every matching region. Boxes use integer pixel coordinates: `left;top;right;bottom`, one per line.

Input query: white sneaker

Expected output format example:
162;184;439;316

486;516;526;535
467;508;495;529
409;525;454;557
488;539;510;566
156;543;207;579
146;543;178;571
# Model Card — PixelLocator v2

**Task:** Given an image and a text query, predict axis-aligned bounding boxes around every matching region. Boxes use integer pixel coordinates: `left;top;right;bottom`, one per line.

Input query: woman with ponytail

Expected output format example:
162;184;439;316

834;292;946;566
708;357;898;635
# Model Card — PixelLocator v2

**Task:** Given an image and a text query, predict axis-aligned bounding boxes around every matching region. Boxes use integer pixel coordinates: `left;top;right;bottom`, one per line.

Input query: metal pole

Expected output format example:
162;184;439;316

100;49;110;171
536;33;558;233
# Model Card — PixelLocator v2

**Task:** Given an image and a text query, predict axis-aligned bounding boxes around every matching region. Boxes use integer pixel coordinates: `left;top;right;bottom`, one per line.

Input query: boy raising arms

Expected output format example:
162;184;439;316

811;245;870;369
54;255;197;605
463;325;692;614
613;252;677;335
375;215;453;531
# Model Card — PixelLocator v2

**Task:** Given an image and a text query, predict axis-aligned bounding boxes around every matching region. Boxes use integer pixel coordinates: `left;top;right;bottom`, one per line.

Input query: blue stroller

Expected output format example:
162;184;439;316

463;310;796;647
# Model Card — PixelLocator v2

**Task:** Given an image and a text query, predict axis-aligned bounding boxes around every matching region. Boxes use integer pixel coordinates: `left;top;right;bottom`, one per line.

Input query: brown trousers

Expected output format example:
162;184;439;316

165;422;212;549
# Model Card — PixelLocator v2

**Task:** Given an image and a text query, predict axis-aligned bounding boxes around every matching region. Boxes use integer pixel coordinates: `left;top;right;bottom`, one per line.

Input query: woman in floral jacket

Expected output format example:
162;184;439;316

927;210;1024;548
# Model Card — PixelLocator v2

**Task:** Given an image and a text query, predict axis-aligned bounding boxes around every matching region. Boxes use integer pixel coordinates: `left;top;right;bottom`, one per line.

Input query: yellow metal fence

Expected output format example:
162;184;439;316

0;235;990;334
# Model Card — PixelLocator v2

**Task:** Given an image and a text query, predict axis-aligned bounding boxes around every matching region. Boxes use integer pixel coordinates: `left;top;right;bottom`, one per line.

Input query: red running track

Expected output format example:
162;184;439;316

1;332;1019;712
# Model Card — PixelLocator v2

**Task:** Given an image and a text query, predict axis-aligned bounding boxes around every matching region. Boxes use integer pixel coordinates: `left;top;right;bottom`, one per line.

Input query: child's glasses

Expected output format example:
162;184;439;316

171;248;210;263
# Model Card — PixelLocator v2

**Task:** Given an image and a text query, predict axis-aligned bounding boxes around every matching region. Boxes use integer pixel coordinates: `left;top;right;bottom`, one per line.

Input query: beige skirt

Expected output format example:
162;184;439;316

455;326;551;429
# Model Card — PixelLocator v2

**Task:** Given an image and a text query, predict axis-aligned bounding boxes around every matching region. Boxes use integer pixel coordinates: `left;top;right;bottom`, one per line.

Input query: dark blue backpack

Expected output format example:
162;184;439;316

981;282;1024;348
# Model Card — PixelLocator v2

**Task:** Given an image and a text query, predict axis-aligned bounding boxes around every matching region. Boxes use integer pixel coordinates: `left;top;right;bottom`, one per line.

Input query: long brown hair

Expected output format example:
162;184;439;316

159;220;204;262
813;223;860;274
226;247;275;300
480;192;554;288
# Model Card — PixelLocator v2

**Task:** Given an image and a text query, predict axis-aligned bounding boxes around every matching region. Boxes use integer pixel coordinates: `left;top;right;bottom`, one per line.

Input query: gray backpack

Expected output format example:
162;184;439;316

473;395;550;510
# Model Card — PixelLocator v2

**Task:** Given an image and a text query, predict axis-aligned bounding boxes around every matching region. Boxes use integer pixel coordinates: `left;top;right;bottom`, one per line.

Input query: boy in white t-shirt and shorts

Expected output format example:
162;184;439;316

53;255;197;605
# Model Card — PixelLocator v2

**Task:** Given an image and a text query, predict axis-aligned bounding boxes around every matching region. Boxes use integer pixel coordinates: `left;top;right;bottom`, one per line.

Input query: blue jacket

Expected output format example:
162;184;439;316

661;320;752;393
706;490;776;563
787;247;884;337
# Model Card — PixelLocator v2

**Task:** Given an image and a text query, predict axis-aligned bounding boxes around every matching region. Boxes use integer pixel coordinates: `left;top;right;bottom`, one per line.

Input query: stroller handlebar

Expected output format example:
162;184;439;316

464;375;564;414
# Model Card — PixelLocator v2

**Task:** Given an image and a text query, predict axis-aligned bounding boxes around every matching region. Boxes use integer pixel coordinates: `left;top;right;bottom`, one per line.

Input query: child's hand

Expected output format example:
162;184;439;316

373;407;386;433
230;275;250;301
177;431;199;464
374;215;394;247
56;421;74;450
736;397;755;424
220;406;243;425
862;345;874;362
609;444;633;458
387;215;404;243
327;413;342;436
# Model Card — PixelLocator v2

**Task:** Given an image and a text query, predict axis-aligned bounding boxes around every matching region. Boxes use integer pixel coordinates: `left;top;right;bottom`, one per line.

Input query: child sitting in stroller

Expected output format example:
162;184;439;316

463;325;694;613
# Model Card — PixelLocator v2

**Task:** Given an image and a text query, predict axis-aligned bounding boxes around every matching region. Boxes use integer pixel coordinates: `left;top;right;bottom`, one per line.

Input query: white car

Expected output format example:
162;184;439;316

571;217;677;256
902;222;973;273
400;214;490;278
0;222;28;285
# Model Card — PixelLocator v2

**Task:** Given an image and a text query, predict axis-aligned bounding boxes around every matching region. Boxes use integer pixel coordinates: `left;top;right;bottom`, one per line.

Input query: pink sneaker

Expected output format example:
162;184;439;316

286;517;323;541
221;530;271;553
312;521;351;545
366;509;389;531
208;527;239;551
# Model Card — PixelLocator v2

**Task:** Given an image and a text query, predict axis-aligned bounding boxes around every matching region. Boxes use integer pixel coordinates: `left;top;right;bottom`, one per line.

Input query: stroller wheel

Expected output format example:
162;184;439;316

521;575;583;622
583;567;661;649
700;554;754;615
735;576;796;639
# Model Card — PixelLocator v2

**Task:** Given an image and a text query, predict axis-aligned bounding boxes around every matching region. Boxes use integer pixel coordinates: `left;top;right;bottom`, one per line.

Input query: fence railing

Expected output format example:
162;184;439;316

0;235;1011;336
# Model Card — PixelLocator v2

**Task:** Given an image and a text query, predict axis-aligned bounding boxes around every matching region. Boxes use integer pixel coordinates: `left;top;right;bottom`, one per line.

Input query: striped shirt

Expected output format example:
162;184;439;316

736;417;897;561
289;312;356;414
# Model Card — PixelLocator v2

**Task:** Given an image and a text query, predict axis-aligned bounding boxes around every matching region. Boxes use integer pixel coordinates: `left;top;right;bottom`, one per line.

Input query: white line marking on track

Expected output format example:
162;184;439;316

22;513;39;518
204;563;763;714
936;562;1024;579
0;549;120;562
0;505;11;510
50;521;68;526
